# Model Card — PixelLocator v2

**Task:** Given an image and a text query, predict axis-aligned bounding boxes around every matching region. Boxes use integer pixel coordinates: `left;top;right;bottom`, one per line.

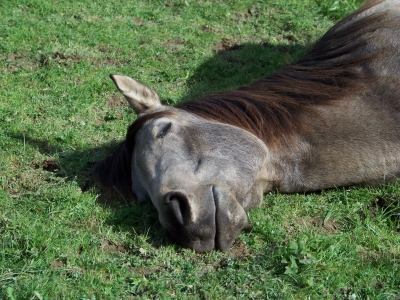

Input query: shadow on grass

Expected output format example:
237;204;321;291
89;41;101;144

8;131;169;248
181;41;307;102
10;41;309;249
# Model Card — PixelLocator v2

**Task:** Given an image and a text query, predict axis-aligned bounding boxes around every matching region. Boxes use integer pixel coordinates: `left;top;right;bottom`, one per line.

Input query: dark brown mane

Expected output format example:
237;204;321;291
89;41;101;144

177;1;387;147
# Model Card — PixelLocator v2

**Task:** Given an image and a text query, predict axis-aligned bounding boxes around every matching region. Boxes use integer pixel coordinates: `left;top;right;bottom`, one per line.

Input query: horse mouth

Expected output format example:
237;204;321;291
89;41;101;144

164;185;247;252
166;186;222;252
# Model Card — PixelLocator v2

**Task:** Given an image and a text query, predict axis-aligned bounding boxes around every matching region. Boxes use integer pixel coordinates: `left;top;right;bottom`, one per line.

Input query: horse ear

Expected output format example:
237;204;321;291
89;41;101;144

110;74;161;115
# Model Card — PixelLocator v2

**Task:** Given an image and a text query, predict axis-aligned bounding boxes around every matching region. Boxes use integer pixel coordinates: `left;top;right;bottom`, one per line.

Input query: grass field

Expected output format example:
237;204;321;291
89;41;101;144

1;0;399;298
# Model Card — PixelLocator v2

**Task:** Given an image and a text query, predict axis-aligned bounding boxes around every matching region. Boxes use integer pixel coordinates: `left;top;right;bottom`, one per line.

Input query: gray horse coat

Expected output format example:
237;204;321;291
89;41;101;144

94;0;400;252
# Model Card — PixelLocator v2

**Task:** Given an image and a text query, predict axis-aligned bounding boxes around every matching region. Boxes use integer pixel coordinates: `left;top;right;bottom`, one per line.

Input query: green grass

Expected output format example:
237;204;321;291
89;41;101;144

1;0;399;298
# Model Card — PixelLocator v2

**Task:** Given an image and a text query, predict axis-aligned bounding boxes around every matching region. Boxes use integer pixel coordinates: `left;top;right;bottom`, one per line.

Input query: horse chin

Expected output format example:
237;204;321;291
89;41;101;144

164;185;248;252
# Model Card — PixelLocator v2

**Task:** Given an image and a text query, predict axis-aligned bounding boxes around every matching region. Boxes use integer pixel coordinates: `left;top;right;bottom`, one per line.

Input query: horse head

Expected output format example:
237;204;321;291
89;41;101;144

95;75;271;252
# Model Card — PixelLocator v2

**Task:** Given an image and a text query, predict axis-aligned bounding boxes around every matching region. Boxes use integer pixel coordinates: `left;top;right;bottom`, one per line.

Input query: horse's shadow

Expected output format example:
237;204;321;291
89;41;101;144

14;41;307;249
9;132;169;248
181;42;306;102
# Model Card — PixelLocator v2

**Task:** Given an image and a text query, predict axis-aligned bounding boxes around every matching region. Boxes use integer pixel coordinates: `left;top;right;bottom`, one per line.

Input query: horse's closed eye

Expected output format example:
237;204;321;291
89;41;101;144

157;122;172;138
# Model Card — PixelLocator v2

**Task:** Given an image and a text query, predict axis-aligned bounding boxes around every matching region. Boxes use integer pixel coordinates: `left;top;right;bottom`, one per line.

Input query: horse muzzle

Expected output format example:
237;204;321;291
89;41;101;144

161;185;248;252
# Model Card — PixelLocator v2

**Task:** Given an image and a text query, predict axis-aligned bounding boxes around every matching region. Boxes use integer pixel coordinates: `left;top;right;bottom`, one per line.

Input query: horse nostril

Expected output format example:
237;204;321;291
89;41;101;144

164;192;190;225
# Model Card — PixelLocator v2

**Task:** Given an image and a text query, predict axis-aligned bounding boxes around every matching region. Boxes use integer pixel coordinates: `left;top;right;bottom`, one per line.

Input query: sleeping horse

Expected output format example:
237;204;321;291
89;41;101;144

94;0;400;252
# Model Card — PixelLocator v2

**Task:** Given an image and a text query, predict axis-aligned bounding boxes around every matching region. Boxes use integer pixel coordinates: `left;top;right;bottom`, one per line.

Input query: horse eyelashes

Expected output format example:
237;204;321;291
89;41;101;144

157;122;172;139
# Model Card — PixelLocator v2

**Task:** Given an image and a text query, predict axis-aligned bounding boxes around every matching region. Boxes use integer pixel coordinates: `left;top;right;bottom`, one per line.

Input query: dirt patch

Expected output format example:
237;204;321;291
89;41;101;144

247;4;260;17
234;4;260;23
228;239;253;261
102;57;119;66
296;217;340;235
54;52;80;62
286;217;340;235
213;38;243;52
6;51;39;73
91;57;131;67
100;239;128;253
162;38;185;52
40;51;82;68
50;261;65;269
32;158;60;173
106;95;126;108
375;282;384;290
91;94;127;122
98;45;111;53
66;267;85;278
131;266;160;276
201;25;214;32
94;118;103;125
284;34;298;42
42;158;60;172
162;38;184;47
133;17;146;25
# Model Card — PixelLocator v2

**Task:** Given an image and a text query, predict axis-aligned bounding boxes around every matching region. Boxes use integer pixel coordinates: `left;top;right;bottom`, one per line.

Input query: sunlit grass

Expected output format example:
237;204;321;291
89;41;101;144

1;0;399;298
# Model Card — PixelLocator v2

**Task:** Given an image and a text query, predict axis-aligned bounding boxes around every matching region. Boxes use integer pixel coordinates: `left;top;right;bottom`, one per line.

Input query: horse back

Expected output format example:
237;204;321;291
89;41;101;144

282;0;400;191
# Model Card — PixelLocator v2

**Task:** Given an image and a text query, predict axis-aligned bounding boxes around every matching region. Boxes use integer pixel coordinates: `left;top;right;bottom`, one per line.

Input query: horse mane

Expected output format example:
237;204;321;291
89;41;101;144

93;0;388;196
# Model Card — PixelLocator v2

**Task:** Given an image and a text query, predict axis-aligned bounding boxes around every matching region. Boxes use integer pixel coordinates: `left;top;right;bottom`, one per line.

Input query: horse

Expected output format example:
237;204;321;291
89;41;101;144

93;0;400;252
